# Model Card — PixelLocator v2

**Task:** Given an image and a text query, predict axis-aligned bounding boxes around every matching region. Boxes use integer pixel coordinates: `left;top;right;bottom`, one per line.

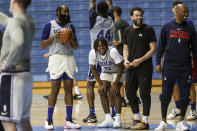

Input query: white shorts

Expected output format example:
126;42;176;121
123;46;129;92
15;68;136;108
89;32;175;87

46;54;78;80
0;72;33;123
100;72;126;83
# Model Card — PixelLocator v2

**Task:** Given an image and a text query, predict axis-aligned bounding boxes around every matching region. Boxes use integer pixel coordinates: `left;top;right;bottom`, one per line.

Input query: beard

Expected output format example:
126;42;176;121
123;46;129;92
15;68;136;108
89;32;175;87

133;19;143;27
59;14;70;25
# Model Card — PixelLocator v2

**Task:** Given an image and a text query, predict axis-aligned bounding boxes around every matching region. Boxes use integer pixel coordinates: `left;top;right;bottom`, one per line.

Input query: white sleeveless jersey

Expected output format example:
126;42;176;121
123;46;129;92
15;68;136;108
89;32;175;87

49;20;73;55
90;16;115;49
96;47;123;73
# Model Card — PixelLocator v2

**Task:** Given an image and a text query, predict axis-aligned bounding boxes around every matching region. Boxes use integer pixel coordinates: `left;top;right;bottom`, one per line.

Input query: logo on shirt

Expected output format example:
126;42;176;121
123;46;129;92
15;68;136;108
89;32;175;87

170;30;189;40
139;33;143;37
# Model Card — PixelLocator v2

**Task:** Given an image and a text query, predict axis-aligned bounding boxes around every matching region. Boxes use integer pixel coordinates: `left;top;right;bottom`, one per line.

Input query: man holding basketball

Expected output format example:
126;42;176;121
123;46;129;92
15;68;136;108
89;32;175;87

40;4;80;129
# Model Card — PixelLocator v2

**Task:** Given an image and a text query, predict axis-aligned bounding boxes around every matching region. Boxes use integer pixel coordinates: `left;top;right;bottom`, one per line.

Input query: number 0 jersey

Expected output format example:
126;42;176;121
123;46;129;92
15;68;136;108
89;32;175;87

89;47;123;73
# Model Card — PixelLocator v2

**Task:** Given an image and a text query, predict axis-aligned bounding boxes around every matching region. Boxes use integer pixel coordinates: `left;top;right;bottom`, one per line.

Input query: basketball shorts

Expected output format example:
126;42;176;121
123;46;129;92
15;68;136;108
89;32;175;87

46;54;78;80
0;72;33;123
100;72;126;83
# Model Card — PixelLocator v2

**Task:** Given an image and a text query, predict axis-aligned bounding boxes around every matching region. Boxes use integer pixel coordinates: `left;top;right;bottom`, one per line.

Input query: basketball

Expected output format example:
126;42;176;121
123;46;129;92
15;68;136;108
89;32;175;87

59;28;72;44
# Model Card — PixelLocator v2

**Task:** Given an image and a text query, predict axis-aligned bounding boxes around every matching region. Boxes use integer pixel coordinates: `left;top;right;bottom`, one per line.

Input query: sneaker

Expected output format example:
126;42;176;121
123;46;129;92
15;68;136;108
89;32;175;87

167;108;181;120
98;119;113;128
187;110;197;121
154;121;167;131
131;120;149;130
44;120;54;130
83;114;97;123
122;98;127;107
64;120;81;129
113;117;122;128
131;117;141;126
43;95;49;99
73;93;83;99
176;121;189;131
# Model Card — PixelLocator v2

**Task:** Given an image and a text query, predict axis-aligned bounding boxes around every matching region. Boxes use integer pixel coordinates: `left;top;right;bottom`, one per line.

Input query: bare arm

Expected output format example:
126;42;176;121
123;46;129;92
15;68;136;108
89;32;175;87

123;44;131;68
131;42;156;67
114;61;124;84
40;34;57;49
89;0;96;11
90;64;103;86
106;0;113;10
70;40;78;50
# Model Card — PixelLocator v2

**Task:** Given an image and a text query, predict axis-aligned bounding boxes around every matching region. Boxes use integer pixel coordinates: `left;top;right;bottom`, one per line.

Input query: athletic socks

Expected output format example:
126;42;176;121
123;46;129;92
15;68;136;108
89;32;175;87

111;106;116;116
47;107;54;120
90;107;95;116
190;102;196;111
74;86;80;95
66;105;73;121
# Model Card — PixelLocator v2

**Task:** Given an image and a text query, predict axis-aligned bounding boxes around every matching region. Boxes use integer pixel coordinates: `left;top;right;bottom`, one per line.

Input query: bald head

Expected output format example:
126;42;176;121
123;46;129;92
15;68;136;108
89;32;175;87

174;4;188;23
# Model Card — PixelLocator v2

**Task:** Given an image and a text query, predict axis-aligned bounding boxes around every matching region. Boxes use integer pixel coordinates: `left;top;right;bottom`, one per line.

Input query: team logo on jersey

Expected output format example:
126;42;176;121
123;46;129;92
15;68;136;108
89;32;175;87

170;30;189;39
139;33;143;37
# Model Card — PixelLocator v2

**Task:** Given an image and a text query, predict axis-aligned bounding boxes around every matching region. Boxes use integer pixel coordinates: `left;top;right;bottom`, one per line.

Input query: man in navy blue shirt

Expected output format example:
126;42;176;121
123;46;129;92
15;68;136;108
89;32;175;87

155;4;197;131
167;0;197;121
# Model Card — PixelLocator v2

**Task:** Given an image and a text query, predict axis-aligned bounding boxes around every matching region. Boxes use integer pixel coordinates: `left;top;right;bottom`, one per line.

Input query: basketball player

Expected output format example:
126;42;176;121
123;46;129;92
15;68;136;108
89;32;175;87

0;0;35;130
83;0;115;123
40;4;80;129
89;38;124;128
155;4;197;131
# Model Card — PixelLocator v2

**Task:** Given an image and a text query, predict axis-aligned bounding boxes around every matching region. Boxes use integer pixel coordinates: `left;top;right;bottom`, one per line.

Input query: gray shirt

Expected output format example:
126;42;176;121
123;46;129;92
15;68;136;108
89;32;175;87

0;12;35;72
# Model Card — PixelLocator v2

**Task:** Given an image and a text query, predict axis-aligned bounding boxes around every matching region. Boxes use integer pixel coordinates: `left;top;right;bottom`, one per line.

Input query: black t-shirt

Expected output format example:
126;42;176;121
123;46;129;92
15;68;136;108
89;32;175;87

114;18;129;56
123;24;157;68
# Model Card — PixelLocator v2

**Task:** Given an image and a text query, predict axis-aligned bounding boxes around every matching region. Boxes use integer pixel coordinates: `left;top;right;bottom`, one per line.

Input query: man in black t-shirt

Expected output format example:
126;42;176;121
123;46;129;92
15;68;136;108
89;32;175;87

123;7;156;130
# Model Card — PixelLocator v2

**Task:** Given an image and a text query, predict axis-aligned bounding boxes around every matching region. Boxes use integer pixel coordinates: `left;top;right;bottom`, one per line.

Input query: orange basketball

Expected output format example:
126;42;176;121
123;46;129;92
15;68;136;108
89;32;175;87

59;28;72;44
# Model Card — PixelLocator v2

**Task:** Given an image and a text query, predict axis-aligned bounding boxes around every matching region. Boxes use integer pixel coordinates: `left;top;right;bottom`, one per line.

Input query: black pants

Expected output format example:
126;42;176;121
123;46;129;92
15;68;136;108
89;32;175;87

0;121;4;131
160;64;192;117
125;66;153;116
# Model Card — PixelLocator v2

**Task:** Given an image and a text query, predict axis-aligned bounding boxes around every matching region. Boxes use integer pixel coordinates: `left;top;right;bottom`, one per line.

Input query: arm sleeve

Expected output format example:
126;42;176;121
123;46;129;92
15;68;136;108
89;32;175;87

156;26;166;65
110;48;124;64
40;22;51;41
4;19;24;69
89;49;97;65
0;12;9;27
89;9;97;29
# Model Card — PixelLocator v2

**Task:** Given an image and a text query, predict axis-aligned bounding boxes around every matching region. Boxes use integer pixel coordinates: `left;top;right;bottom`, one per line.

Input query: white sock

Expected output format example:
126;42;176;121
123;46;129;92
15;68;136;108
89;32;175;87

176;108;181;114
133;113;141;120
74;86;80;95
142;115;148;124
105;113;112;120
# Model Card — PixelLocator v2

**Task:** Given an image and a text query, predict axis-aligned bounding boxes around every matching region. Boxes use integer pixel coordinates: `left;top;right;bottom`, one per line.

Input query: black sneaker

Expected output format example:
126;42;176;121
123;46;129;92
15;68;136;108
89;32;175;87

83;114;97;123
43;95;49;99
73;93;83;99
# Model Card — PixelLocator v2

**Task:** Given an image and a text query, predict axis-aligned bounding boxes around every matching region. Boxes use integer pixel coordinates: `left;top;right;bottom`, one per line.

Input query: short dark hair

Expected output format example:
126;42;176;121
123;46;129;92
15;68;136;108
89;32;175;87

17;0;31;9
97;1;108;16
173;1;183;7
113;6;122;16
56;4;69;16
94;38;108;51
130;7;144;16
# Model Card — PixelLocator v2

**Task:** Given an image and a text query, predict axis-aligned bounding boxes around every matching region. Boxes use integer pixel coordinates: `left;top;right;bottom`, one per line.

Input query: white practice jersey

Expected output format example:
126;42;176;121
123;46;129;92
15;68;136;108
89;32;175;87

89;47;123;73
90;16;115;49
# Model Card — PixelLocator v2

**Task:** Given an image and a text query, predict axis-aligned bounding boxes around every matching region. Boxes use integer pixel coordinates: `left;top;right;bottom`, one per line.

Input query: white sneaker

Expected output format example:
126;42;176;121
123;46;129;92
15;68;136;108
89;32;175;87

167;108;181;120
44;120;54;130
98;119;113;128
154;121;167;131
187;110;197;121
176;121;189;131
64;120;81;129
113;117;122;128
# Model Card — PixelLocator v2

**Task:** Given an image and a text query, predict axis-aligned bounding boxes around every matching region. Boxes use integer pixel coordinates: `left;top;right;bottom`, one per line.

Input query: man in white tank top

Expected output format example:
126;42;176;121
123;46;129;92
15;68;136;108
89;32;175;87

89;38;125;128
40;4;80;129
